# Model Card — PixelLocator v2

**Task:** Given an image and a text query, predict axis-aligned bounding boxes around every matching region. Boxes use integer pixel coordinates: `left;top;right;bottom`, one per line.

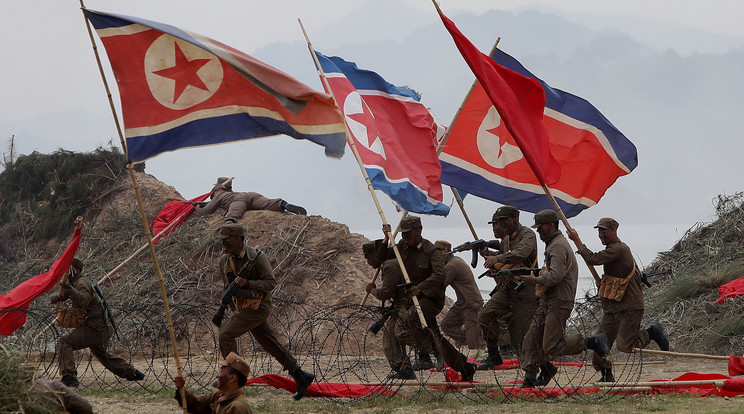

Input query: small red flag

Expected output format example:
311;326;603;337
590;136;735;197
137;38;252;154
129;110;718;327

152;192;210;243
0;224;83;335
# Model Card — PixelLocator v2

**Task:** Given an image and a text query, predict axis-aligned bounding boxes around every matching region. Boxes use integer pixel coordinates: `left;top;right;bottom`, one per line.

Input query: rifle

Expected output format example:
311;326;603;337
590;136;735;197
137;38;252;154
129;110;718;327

92;282;119;341
368;304;395;335
179;200;208;207
479;266;541;293
211;251;263;327
451;239;487;268
639;269;674;288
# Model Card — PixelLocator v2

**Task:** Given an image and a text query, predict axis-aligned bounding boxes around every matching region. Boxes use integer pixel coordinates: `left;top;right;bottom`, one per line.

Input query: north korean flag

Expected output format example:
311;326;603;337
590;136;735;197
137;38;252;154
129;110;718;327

314;52;449;216
83;9;347;162
440;48;638;217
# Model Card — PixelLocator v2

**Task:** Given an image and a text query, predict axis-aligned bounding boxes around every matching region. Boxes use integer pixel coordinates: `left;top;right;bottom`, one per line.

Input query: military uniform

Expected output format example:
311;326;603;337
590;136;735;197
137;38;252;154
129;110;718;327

440;251;484;350
575;218;659;374
175;352;253;413
174;389;252;414
478;211;539;357
368;259;412;373
195;190;285;222
375;217;473;379
217;244;297;371
216;224;314;400
55;269;141;383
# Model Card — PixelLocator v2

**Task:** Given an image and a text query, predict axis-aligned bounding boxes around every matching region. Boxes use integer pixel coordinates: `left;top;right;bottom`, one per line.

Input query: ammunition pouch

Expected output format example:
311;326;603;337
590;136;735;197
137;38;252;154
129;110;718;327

598;263;636;302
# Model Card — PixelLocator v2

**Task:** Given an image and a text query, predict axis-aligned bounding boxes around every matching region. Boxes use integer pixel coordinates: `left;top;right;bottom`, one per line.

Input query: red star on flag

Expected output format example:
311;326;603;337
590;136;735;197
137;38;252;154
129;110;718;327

153;42;212;103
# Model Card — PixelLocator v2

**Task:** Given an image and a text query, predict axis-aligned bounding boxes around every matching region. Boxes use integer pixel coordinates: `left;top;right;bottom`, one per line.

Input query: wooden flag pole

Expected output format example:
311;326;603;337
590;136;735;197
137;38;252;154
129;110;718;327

299;19;428;329
80;4;187;411
632;348;731;361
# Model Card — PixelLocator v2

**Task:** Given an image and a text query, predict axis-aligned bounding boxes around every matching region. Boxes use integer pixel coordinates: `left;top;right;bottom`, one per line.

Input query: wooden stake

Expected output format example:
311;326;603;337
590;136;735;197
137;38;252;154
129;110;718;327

80;4;187;411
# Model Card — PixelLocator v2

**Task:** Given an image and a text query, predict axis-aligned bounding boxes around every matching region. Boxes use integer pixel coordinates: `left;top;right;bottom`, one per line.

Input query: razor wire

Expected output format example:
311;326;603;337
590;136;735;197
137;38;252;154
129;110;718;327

1;296;646;404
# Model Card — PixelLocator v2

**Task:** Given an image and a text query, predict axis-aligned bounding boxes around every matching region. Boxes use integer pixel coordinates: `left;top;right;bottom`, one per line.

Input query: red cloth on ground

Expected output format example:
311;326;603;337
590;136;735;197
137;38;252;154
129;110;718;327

728;354;744;376
245;374;395;398
0;224;82;335
714;275;744;305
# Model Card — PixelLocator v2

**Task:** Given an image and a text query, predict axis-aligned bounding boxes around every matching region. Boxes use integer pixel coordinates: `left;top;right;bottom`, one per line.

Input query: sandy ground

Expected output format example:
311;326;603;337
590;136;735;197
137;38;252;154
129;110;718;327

72;353;740;414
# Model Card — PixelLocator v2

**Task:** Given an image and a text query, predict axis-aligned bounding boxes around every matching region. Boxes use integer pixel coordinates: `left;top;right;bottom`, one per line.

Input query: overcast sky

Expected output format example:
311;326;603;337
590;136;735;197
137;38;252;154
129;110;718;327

2;1;743;298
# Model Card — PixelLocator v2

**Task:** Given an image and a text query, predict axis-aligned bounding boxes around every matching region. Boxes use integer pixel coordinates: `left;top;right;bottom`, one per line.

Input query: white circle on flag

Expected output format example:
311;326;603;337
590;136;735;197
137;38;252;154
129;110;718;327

477;106;523;169
343;91;386;159
144;35;223;110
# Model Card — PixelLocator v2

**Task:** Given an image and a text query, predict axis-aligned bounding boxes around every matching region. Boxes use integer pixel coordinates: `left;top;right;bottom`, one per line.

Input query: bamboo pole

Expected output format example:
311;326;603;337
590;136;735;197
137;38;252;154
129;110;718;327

597;379;726;388
299;19;428;329
632;348;730;360
80;4;187;411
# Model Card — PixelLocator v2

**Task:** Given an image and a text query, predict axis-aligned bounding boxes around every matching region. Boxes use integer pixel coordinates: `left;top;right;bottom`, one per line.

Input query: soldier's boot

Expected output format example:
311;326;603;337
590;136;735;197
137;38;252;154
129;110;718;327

282;201;307;215
646;323;670;351
412;353;435;371
535;362;558;386
585;333;610;357
460;362;476;382
386;367;417;380
61;374;79;388
290;368;315;401
476;347;503;371
127;369;145;381
600;368;615;383
521;377;538;388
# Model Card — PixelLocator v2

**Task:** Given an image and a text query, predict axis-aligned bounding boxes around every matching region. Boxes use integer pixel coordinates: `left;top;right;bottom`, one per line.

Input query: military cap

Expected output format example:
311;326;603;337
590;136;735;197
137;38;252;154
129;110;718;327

211;177;232;193
594;217;619;230
71;258;84;271
489;205;519;223
220;223;245;239
434;240;451;251
220;352;251;378
531;209;559;228
400;216;422;232
362;241;376;255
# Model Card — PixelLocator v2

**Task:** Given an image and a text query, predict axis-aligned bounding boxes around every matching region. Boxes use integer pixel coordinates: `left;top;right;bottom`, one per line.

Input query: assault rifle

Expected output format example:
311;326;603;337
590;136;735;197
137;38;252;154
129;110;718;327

92;282;119;341
479;267;541;293
368;304;395;335
639;269;674;288
451;239;487;268
211;251;263;327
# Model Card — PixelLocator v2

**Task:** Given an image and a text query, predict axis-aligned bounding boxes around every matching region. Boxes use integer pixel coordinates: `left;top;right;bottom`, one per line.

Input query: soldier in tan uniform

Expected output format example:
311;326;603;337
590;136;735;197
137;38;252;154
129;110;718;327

375;216;476;381
216;224;314;400
363;243;415;379
174;352;253;413
51;258;144;388
195;177;307;224
519;210;609;388
567;217;669;382
436;240;485;350
477;206;539;370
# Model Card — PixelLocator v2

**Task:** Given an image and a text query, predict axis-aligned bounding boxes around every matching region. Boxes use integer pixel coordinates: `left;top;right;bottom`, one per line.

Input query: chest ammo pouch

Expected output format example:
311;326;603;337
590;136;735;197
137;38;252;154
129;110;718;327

598;262;636;302
228;250;265;311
